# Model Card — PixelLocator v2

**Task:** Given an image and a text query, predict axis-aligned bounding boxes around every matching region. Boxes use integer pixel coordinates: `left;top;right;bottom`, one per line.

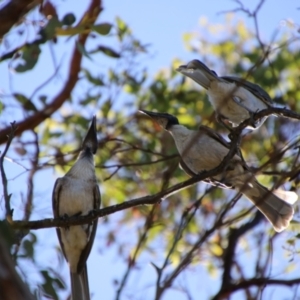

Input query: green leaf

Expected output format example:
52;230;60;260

92;23;112;35
97;46;120;58
101;99;112;118
21;233;37;260
62;13;76;26
41;270;59;300
0;101;3;115
82;68;104;86
76;42;91;60
15;44;41;72
295;233;300;239
40;17;62;40
13;93;37;111
116;16;129;40
79;94;101;105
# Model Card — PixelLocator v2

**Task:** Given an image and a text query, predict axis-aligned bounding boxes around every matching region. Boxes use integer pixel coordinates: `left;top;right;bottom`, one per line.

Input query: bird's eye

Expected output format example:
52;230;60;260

233;96;242;103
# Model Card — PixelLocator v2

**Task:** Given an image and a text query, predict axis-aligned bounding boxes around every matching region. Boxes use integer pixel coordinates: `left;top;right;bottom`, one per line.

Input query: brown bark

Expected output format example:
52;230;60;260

0;0;39;40
0;0;102;145
0;237;34;300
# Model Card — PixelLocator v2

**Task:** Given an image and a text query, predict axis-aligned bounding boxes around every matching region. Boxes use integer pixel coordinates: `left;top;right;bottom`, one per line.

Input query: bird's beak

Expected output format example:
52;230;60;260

139;109;164;119
139;110;175;130
176;60;202;74
176;61;203;85
176;64;191;76
82;116;98;154
176;60;207;73
176;60;216;89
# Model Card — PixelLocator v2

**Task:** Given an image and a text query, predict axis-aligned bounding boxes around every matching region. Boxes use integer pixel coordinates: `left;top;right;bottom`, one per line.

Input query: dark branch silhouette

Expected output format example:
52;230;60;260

0;236;35;300
0;121;18;219
0;0;102;145
0;0;39;40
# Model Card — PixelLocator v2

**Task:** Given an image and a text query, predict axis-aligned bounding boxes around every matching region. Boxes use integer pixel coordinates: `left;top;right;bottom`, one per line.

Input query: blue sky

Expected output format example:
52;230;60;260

0;1;300;299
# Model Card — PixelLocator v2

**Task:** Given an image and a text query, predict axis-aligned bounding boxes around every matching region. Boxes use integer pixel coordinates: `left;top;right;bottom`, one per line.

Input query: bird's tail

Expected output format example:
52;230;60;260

176;60;219;89
242;181;297;232
70;264;90;300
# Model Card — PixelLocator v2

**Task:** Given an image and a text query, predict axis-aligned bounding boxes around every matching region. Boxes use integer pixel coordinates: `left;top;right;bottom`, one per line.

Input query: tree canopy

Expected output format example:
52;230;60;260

0;1;300;299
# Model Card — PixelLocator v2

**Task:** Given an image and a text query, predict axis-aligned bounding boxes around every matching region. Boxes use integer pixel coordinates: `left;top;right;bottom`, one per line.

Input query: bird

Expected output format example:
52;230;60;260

139;109;298;232
176;59;273;129
52;116;100;300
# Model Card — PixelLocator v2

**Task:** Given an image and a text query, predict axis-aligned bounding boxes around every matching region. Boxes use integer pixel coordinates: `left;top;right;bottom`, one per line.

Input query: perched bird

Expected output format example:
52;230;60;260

176;59;273;129
139;110;297;232
52;116;100;300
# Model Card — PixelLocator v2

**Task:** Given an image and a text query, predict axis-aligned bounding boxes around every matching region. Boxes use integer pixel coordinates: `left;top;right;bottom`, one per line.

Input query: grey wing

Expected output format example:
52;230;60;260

179;159;197;177
197;126;240;189
198;125;231;150
77;184;101;273
222;76;273;105
52;178;68;260
52;178;63;218
179;153;233;189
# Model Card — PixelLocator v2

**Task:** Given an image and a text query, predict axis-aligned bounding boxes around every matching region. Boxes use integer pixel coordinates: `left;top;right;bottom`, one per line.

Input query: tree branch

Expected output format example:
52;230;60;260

217;212;264;296
0;121;18;220
0;0;102;145
0;0;39;40
11;105;295;230
0;236;35;300
214;277;300;299
115;206;157;300
11;147;242;230
155;193;243;300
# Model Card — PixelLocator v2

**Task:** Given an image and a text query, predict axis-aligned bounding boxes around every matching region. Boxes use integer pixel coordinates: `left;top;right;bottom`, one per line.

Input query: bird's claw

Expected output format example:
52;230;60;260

216;114;233;131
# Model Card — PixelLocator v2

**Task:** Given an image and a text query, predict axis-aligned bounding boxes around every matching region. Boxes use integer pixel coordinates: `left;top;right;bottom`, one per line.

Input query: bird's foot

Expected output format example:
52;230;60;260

61;213;70;230
71;211;82;218
216;114;233;131
248;111;260;129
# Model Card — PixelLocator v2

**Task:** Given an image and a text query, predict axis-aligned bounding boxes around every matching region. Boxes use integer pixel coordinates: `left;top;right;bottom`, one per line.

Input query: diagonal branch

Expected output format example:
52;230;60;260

24;131;40;221
8;107;276;230
115;206;157;300
10;149;242;230
214;277;300;299
0;121;18;220
217;211;264;296
155;193;243;300
0;235;35;300
0;0;39;40
0;0;102;145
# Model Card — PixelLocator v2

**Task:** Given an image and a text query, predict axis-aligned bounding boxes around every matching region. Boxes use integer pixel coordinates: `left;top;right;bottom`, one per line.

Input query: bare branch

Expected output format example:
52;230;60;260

11;151;244;230
115;206;157;300
0;0;39;40
24;131;40;221
155;193;244;299
0;0;102;145
214;277;300;300
11;104;300;230
216;212;264;297
0;236;35;300
0;121;18;219
98;154;178;169
154;191;209;298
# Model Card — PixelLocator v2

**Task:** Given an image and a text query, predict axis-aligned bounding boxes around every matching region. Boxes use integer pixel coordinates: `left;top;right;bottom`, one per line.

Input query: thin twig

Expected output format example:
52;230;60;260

115;206;157;300
0;121;18;219
24;131;40;221
11;147;246;230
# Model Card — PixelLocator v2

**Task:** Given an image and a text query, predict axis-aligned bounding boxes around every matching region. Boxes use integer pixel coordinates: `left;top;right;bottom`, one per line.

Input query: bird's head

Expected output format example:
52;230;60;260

81;116;98;154
176;59;213;74
139;110;179;130
176;59;218;89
